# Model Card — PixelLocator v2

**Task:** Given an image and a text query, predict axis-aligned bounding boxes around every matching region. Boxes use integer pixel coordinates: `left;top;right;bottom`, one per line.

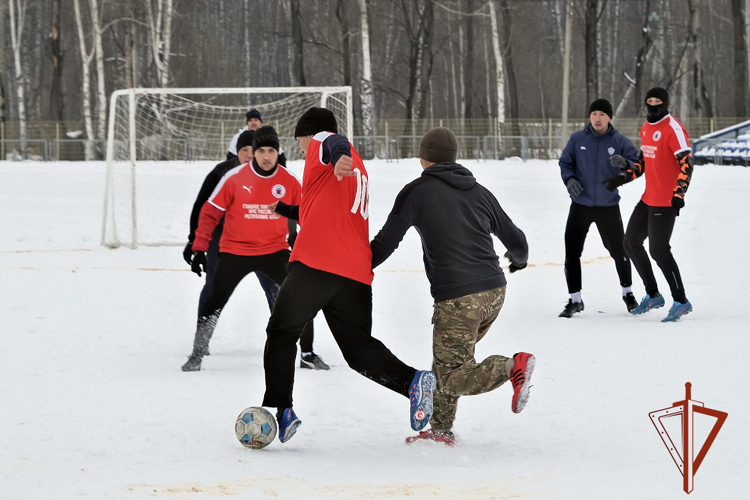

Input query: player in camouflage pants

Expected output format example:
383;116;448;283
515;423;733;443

430;286;512;432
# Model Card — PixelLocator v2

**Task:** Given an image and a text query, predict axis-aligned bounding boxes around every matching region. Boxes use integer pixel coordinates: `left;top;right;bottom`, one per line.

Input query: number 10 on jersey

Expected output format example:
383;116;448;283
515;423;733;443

350;168;369;220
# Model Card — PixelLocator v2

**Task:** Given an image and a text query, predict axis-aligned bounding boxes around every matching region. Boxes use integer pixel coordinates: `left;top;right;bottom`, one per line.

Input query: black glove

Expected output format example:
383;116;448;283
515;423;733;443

191;250;207;277
566;178;584;198
603;173;629;192
671;194;684;214
183;242;193;265
609;154;630;170
504;251;527;273
287;232;297;249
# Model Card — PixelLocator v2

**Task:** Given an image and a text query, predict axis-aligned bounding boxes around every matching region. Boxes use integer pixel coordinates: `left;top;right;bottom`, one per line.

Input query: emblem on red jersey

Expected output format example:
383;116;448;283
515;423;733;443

272;184;286;198
653;130;662;141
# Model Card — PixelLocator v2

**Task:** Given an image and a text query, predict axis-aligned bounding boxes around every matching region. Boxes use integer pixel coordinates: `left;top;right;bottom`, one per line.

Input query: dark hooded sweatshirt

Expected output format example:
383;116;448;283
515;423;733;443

370;162;528;302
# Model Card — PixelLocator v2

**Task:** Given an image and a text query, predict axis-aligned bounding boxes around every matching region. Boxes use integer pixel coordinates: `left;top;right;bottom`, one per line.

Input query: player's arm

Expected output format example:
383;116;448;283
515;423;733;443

321;135;356;180
671;150;694;210
604;150;644;191
371;188;415;269
270;200;300;221
488;193;528;272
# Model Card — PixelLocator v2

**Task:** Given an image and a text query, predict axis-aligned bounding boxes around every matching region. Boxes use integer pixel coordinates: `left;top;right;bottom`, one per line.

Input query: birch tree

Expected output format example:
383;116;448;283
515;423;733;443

358;0;375;156
73;0;98;160
144;0;174;88
487;0;505;126
49;0;64;121
8;0;29;159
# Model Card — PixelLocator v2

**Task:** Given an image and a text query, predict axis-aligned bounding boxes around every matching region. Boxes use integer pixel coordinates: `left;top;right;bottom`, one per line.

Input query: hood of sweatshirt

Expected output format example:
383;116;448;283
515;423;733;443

421;162;476;190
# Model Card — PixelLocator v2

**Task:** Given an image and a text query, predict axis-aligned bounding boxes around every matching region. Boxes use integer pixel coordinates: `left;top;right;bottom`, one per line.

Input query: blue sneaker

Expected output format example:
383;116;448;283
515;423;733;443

630;294;665;315
277;408;301;443
408;370;436;431
662;300;693;322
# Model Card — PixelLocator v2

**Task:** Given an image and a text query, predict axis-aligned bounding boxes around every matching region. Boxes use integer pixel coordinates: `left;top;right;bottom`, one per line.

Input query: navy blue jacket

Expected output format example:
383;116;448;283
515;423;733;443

371;162;528;303
559;124;638;207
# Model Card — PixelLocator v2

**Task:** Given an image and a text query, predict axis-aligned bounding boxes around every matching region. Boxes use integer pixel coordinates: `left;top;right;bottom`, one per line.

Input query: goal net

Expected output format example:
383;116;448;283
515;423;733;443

101;87;353;248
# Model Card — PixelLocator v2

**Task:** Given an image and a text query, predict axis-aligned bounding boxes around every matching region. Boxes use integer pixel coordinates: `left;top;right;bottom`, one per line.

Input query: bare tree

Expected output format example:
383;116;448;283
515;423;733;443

290;0;306;86
73;0;98;160
732;0;748;116
8;0;29;158
401;0;435;120
49;0;64;121
358;0;375;155
487;0;505;126
144;0;173;88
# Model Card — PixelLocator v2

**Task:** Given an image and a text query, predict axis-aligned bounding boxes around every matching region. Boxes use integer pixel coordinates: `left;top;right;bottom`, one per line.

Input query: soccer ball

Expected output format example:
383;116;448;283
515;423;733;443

235;406;277;449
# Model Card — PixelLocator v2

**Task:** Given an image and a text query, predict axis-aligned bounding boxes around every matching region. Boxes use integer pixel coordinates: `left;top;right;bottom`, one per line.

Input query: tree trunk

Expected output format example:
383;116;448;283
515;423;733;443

584;0;599;105
499;0;518;123
487;0;505;126
9;0;29;159
732;0;748;116
358;0;375;156
49;0;64;121
632;0;653;115
73;0;96;160
337;0;352;87
91;0;107;154
464;0;474;119
290;0;306;86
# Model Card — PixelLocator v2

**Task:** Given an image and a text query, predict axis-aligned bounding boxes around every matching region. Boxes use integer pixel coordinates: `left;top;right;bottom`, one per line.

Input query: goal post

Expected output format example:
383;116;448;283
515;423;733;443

101;86;353;248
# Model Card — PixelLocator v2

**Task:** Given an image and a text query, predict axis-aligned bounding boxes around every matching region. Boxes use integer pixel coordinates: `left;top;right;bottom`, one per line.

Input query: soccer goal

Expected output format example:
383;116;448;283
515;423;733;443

101;86;353;248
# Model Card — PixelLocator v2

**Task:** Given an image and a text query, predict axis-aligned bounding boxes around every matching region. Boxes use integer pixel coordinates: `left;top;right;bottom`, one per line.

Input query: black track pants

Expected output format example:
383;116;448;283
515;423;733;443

198;251;314;353
262;262;416;410
198;225;280;318
564;202;632;294
623;200;687;303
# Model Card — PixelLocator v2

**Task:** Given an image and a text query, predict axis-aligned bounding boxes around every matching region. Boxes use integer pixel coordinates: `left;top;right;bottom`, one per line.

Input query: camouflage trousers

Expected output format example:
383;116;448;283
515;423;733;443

430;286;509;432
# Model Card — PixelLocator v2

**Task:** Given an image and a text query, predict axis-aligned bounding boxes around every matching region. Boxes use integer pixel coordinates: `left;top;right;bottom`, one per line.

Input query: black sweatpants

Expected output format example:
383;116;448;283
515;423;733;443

199;251;313;353
198;225;279;318
262;262;416;410
564;202;632;294
623;200;687;303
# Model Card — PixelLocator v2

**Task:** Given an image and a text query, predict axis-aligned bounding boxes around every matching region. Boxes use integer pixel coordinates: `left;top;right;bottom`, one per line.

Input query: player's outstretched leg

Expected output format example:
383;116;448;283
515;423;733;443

662;300;693;322
509;352;536;414
409;370;437;431
277;408;302;443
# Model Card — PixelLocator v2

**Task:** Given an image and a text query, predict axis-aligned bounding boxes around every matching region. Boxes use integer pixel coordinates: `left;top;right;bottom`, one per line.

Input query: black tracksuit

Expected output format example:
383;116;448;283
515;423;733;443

370;162;528;302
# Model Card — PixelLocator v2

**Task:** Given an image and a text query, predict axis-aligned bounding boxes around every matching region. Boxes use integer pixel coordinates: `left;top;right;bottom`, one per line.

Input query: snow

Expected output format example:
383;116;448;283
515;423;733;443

1;158;748;500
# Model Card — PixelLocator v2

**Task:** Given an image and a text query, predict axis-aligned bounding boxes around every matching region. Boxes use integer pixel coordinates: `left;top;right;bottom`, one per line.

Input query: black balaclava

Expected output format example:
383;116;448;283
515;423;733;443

645;87;669;123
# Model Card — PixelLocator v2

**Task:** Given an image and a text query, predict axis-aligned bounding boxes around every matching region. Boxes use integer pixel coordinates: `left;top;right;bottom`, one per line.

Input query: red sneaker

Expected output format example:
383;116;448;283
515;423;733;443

510;352;536;414
405;429;456;447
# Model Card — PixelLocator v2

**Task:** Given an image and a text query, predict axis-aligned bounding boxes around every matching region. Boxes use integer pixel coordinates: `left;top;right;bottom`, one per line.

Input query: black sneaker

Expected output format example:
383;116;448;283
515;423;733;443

623;292;638;312
559;300;584;318
181;355;203;372
299;353;330;370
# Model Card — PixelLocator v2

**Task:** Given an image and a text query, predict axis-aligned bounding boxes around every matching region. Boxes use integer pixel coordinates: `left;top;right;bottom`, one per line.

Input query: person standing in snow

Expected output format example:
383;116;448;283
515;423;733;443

182;127;327;372
370;127;535;446
558;98;639;318
227;108;287;165
605;87;694;322
262;107;437;444
183;130;283;336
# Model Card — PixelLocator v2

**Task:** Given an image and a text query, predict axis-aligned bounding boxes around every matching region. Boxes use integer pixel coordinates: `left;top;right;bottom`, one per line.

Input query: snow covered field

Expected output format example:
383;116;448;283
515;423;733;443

1;158;748;500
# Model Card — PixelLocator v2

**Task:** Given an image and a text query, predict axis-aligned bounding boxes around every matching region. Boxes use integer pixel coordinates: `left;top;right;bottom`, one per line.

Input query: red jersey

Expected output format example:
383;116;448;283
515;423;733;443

193;163;301;256
639;114;691;207
290;132;373;285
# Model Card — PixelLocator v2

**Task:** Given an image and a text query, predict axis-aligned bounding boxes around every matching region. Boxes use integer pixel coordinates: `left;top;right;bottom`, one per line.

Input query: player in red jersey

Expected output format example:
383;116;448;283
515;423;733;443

181;126;327;372
605;87;694;322
262;107;436;444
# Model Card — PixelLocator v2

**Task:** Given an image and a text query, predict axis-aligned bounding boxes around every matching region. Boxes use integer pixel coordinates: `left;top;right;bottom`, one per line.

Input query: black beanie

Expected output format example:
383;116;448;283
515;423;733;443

645;87;669;106
419;127;458;163
252;126;280;151
246;109;262;122
294;107;338;137
588;98;613;119
236;130;255;152
645;87;669;123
